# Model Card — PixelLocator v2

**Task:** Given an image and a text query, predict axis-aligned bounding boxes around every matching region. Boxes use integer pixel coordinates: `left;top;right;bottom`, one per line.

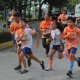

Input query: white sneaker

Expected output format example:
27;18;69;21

45;67;53;71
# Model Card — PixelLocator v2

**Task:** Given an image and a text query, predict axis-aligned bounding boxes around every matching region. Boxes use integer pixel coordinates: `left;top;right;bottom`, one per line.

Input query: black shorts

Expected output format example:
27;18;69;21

52;45;63;52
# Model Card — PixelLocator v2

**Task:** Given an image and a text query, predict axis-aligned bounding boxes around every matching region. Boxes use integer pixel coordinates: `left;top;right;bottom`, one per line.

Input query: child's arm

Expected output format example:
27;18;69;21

34;32;39;48
30;29;39;48
60;28;68;39
16;34;24;42
61;33;68;39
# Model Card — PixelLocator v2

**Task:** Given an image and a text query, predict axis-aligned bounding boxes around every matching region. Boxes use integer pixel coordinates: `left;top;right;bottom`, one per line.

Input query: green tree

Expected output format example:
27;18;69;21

45;0;68;15
67;0;80;10
0;0;29;19
0;0;4;11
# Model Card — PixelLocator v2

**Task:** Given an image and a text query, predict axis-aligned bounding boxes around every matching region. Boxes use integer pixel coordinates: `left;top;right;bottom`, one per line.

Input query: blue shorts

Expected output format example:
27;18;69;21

11;35;16;44
68;47;77;54
52;45;63;52
22;47;32;55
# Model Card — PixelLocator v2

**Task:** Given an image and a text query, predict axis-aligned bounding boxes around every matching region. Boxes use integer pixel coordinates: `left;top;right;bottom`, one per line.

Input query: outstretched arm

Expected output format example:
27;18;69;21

30;29;39;48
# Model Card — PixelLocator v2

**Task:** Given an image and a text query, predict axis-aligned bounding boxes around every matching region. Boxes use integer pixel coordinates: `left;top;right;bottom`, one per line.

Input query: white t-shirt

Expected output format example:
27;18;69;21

22;28;36;49
15;28;36;49
51;28;61;45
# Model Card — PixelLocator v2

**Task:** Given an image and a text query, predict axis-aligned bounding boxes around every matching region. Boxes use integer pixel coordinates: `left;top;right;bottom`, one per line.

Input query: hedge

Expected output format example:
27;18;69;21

0;31;12;43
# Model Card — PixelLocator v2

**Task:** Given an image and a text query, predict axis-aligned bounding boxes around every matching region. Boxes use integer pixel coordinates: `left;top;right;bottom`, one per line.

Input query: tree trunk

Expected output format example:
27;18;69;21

38;3;42;19
48;4;52;16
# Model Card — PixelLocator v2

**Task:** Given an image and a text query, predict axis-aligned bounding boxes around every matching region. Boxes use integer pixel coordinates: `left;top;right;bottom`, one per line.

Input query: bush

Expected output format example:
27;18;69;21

0;31;12;43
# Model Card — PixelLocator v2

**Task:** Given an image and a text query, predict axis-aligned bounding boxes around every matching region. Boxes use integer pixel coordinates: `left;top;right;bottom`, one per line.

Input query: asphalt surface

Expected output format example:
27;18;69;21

0;40;80;80
0;21;80;80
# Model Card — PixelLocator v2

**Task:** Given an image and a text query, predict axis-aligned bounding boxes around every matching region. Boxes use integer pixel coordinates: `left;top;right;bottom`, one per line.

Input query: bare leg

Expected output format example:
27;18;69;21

14;46;22;70
58;52;63;59
17;47;22;66
30;54;45;70
20;52;27;69
48;49;56;68
30;54;42;64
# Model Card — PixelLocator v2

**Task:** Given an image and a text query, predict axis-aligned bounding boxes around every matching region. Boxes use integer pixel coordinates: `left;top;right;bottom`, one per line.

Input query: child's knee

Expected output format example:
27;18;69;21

58;52;63;59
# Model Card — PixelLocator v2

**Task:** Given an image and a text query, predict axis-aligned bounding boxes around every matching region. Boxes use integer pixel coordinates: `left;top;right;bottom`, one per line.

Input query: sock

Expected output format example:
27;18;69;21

48;60;53;68
24;68;27;70
70;62;74;72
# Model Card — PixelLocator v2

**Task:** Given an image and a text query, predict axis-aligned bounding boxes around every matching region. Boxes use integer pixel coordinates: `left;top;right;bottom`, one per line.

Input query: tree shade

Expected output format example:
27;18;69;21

46;0;66;6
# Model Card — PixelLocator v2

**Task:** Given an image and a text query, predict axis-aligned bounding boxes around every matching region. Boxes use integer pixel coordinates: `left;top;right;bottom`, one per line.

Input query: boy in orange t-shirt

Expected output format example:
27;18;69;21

10;13;21;51
61;17;80;77
10;13;22;70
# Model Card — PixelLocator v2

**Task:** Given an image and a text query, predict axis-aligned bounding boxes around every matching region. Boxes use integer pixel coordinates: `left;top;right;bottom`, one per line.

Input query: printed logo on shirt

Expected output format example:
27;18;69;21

68;32;76;39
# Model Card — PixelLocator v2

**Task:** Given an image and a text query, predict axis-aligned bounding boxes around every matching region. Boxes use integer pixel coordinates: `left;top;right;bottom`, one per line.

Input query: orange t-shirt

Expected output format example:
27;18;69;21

39;20;51;37
62;26;80;49
10;21;20;35
15;29;23;39
40;20;51;30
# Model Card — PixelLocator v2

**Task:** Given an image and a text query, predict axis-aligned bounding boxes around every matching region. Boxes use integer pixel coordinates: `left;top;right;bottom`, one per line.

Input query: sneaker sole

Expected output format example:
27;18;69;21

45;68;53;71
67;74;73;78
20;70;28;74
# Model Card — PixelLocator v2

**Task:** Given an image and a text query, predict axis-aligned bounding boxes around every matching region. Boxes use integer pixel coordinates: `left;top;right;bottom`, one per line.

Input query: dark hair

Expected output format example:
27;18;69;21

20;18;28;23
62;10;67;14
13;12;22;17
67;17;74;22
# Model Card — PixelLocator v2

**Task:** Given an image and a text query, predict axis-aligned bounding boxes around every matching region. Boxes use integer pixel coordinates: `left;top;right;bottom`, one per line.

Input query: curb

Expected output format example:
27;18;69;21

0;41;13;49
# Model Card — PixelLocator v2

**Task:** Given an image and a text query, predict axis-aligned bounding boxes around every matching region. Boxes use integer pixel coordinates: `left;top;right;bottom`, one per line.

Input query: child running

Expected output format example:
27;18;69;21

15;18;45;74
61;17;80;77
46;20;63;71
10;12;23;70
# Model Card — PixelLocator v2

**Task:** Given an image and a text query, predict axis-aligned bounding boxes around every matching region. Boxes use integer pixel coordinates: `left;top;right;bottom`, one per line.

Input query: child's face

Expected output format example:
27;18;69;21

19;20;26;28
50;21;56;29
62;10;67;14
13;17;21;22
67;20;74;27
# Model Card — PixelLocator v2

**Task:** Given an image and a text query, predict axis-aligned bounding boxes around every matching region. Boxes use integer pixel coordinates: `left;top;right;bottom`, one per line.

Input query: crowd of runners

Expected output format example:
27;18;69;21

6;9;80;78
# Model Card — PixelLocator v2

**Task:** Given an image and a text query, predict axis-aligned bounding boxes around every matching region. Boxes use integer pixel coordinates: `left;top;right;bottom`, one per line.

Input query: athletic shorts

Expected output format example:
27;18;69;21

67;47;77;54
22;47;32;55
52;45;63;52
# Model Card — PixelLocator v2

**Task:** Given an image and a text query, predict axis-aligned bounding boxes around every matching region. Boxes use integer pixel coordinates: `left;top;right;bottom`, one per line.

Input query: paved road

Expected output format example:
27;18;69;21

0;40;80;80
0;21;80;80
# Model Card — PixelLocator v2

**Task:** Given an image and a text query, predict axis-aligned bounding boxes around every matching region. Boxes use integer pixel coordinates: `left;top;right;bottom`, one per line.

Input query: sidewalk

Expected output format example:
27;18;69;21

0;40;80;80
